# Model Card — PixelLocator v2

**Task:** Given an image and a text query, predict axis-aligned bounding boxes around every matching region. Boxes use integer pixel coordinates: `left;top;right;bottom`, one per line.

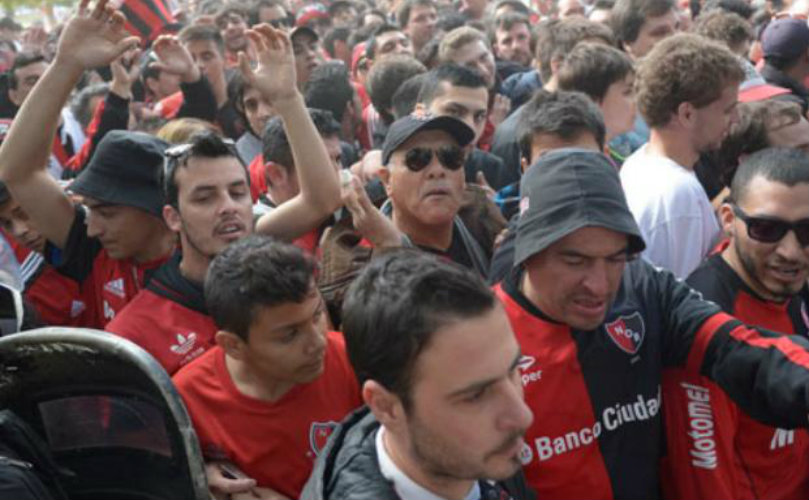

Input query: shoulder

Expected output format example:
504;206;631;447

685;255;738;312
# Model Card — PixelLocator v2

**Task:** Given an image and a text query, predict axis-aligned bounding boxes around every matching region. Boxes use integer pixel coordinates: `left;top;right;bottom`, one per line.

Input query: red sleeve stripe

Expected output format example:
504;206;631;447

687;312;737;373
727;323;809;370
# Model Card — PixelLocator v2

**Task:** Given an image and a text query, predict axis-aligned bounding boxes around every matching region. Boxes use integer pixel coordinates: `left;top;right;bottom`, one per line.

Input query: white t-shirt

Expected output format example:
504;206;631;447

620;144;720;279
376;426;481;500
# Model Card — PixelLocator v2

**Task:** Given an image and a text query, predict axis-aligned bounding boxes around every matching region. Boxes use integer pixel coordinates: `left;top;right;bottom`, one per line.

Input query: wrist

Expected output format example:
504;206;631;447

271;92;304;113
110;82;132;100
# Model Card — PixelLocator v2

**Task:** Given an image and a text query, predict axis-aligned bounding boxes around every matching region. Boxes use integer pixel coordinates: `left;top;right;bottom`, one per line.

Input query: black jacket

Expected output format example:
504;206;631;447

300;407;536;500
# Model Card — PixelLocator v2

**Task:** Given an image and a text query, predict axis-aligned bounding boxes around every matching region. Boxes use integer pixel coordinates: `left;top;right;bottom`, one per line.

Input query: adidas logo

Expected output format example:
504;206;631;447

770;428;795;450
70;300;86;318
103;278;126;299
170;333;197;355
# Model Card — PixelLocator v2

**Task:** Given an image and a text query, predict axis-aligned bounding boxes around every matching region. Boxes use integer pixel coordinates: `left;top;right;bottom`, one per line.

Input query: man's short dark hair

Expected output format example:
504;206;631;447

610;0;675;46
556;42;634;102
215;2;249;24
162;131;245;208
323;26;352;57
178;23;225;54
535;18;614;83
366;23;405;60
417;63;486;106
8;52;45;90
397;0;436;28
392;73;427;118
262;108;340;171
518;89;606;163
366;54;427;123
492;11;531;34
341;250;496;409
206;235;316;341
494;0;531;16
693;10;753;50
730;147;809;205
701;0;754;20
305;61;355;123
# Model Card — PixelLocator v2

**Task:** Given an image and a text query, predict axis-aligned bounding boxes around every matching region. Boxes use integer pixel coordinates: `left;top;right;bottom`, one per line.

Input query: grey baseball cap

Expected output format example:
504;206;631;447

514;148;645;266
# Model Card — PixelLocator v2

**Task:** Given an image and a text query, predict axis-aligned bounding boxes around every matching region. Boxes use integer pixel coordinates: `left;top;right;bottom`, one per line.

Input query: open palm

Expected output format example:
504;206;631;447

56;0;140;70
239;24;298;104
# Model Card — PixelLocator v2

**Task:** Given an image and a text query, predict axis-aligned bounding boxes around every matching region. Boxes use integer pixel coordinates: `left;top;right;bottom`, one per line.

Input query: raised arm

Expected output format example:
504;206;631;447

0;0;138;249
246;25;341;241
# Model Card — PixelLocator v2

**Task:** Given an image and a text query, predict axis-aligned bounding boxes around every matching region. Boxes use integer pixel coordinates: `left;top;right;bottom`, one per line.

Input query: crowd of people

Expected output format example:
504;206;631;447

2;0;809;498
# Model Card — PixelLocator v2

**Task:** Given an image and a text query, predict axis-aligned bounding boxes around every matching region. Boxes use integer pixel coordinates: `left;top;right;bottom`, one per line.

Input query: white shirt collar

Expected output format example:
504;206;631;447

376;425;481;500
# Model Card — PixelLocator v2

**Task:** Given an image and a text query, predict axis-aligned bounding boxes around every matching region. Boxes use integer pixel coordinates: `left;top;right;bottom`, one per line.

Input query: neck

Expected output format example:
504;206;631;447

133;227;176;263
647;128;699;170
225;354;296;402
178;248;211;284
383;428;475;500
784;64;809;86
392;210;453;250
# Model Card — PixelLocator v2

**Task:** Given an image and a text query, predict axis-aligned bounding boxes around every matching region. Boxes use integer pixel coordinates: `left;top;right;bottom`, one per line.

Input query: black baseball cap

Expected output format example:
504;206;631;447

70;130;168;218
514;149;645;266
381;114;475;165
762;18;809;61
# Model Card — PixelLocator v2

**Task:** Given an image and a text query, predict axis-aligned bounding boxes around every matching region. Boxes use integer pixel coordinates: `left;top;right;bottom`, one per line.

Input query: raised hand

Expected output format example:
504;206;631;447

342;175;403;249
151;34;201;83
110;47;142;99
238;24;297;105
54;0;140;71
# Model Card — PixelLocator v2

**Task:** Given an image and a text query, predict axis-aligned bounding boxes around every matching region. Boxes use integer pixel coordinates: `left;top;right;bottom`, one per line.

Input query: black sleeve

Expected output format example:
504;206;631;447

216;100;246;140
640;260;809;429
176;77;218;122
43;205;102;284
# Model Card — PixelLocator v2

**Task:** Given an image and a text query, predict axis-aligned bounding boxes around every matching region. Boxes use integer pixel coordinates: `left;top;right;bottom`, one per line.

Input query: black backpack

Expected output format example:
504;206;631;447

0;410;69;500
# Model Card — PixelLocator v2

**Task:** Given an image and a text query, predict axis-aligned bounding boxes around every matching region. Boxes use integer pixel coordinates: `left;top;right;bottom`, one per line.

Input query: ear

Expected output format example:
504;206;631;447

549;55;562;77
363;380;406;430
163;204;182;233
719;202;736;238
676;101;696;128
264;162;287;188
377;166;392;194
215;330;248;361
520;156;529;174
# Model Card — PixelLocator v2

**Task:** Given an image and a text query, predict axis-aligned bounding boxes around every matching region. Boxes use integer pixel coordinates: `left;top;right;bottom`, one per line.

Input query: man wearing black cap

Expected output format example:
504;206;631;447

0;0;175;328
760;17;809;114
498;148;809;499
374;111;490;275
291;26;324;90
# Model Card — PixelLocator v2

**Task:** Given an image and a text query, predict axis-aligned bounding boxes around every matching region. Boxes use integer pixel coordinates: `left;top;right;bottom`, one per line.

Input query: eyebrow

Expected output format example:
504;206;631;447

558;247;629;259
448;349;522;399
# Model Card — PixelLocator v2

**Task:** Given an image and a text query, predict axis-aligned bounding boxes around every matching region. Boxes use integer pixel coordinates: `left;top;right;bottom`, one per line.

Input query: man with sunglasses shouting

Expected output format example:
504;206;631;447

660;147;809;500
372;112;490;276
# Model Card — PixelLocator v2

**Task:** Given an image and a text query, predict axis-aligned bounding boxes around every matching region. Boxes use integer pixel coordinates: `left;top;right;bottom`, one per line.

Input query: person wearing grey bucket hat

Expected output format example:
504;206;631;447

494;148;809;499
0;0;176;328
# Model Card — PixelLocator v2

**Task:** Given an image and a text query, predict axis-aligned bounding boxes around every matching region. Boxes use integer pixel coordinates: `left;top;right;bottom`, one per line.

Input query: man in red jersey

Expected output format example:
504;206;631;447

173;235;361;500
661;147;809;500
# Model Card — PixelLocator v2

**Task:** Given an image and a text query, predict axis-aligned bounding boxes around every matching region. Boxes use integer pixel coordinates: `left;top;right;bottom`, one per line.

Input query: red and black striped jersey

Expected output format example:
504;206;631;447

660;254;809;500
496;258;809;499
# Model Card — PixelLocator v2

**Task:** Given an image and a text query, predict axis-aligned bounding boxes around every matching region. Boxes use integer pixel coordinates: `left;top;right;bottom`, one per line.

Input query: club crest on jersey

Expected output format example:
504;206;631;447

309;421;339;456
605;312;646;355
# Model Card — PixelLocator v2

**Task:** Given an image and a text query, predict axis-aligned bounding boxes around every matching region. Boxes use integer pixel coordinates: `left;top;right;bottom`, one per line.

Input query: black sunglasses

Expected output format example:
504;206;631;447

403;145;465;172
732;205;809;246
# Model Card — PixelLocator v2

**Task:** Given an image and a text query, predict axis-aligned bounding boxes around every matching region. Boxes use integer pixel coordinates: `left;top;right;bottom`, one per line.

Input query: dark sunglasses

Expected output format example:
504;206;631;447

732;205;809;246
403;145;465;172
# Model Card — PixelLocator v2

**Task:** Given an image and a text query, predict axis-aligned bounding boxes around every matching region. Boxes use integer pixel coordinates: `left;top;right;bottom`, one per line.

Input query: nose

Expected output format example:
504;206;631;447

425;151;447;177
304;322;327;356
581;260;610;297
776;229;806;263
498;378;534;432
85;211;103;238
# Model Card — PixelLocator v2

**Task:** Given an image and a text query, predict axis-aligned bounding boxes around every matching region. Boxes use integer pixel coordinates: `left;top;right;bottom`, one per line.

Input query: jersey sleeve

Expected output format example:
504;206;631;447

43;205;102;283
660;368;742;500
641;260;809;429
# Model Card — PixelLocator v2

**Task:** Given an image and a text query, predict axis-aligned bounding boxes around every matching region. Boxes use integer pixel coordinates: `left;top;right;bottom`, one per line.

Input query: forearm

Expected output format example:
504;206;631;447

0;58;83;184
276;93;341;214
